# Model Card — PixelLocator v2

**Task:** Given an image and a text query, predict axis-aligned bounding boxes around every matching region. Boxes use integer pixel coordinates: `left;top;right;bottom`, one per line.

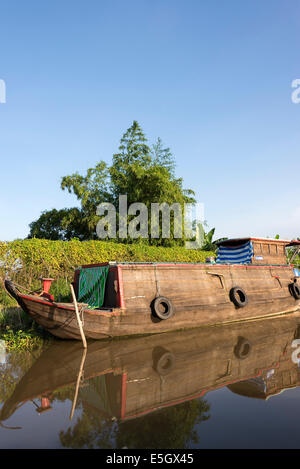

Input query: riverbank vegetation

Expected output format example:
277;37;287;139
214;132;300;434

0;238;214;350
0;306;52;351
0;238;215;303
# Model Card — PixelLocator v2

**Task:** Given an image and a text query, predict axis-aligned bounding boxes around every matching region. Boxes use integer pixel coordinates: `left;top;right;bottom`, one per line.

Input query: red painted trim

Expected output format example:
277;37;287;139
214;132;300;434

20;294;121;316
78;262;293;270
21;294;71;308
73;269;80;286
219;237;294;245
118;263;293;269
250;238;292;244
251;238;300;245
120;373;127;420
108;266;118;274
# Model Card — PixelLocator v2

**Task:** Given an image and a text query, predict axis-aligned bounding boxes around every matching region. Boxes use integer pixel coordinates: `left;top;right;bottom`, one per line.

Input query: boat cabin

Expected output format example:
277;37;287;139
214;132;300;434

70;237;300;316
216;237;300;266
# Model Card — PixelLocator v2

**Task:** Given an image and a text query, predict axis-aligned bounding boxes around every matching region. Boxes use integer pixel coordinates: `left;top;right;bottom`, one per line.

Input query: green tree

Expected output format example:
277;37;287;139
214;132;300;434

29;208;88;240
29;121;195;244
151;137;176;176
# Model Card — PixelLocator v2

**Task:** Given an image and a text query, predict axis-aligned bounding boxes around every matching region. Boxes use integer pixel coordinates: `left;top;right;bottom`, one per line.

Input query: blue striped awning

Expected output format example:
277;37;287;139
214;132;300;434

216;240;254;265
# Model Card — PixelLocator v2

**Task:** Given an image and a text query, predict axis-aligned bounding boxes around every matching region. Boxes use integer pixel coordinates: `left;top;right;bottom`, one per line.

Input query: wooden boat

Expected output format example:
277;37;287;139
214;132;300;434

1;313;300;424
4;237;300;340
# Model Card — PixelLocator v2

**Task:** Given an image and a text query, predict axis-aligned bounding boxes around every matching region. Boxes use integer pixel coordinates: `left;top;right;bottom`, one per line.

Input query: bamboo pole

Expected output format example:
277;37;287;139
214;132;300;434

69;347;87;420
70;284;87;349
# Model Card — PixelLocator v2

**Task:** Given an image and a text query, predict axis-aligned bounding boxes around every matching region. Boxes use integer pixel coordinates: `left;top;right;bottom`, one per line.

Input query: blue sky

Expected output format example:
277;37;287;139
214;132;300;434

0;0;300;241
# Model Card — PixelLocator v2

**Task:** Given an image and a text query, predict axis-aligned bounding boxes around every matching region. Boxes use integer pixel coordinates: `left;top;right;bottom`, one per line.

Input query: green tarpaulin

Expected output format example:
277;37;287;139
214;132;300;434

78;265;109;308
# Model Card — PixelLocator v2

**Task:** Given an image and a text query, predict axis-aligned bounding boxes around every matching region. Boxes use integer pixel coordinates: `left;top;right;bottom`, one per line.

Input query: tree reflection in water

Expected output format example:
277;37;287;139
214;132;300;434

59;393;210;449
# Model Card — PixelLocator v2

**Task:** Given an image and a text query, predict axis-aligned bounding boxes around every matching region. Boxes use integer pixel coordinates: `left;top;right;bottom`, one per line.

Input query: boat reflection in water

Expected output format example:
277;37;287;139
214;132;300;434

1;311;300;447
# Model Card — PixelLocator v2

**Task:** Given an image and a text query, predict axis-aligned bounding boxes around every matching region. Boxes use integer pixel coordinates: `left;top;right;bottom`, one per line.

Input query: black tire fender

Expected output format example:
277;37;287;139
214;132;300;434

152;296;174;320
229;286;248;308
289;282;300;300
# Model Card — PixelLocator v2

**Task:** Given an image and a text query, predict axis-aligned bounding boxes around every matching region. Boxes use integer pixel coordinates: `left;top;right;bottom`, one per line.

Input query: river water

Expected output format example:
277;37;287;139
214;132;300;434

1;312;300;449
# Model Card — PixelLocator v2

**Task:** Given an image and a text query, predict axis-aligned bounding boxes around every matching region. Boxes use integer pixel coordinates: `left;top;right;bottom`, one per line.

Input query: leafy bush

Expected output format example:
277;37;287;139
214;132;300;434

0;305;52;350
0;329;45;351
0;239;214;305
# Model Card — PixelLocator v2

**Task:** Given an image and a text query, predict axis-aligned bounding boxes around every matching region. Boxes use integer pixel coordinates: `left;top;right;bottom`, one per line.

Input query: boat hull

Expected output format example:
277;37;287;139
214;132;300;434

5;262;300;339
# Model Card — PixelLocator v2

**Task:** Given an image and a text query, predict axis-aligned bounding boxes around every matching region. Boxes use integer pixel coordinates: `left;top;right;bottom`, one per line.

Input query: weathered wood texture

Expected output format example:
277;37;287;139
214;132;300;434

251;240;287;265
14;262;300;339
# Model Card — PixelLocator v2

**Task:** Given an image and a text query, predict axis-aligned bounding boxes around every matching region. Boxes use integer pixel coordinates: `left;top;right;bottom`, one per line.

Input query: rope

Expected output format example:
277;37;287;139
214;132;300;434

79;305;86;327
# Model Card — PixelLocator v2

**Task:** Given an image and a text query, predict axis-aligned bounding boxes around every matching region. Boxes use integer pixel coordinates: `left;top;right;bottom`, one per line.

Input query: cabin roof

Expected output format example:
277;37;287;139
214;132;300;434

216;237;300;247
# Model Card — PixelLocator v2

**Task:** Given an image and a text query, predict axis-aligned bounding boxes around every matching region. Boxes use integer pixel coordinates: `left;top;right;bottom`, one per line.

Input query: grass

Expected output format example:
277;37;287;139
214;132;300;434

0;277;68;351
0;306;53;351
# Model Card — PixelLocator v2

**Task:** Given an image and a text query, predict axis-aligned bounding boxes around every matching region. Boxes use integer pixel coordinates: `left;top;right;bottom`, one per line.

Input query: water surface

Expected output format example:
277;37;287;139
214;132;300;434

1;312;300;449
